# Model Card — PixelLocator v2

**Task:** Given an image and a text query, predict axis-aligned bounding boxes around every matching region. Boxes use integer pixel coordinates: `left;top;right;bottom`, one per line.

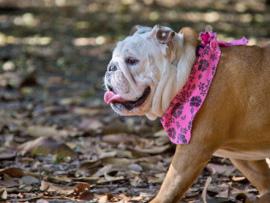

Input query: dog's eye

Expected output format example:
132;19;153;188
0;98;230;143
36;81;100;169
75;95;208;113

125;57;139;65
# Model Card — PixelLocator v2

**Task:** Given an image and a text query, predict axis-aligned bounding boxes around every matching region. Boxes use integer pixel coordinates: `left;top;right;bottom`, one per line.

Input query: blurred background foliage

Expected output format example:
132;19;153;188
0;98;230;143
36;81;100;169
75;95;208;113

0;0;269;126
0;0;269;124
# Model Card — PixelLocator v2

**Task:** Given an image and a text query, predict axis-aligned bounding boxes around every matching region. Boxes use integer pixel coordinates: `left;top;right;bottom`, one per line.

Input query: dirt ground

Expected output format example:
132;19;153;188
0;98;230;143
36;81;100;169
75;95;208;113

0;0;269;202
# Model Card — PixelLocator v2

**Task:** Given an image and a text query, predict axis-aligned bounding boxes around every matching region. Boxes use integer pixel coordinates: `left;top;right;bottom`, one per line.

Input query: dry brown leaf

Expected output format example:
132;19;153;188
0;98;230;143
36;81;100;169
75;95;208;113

98;151;117;159
59;97;83;106
102;157;134;166
40;180;74;195
74;182;91;194
128;164;143;172
98;149;133;159
235;193;250;203
73;107;107;116
0;179;19;188
79;157;134;176
79;118;104;133
78;159;103;176
0;167;24;178
103;120;131;134
72;177;99;184
185;188;200;198
130;196;149;202
0;167;38;179
0;151;16;160
102;133;137;144
78;190;92;200
147;176;163;184
232;176;247;182
18;137;77;158
98;194;122;203
18;185;33;193
0;188;7;200
134;144;171;154
36;199;49;203
19;176;39;185
207;163;236;176
45;175;72;184
202;176;212;203
26;125;69;137
92;165;113;177
98;194;110;203
104;173;125;183
130;176;145;187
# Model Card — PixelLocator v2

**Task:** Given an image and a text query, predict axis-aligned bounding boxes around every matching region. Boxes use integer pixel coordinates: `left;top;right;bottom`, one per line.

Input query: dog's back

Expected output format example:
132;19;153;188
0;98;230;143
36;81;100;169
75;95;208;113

196;45;270;160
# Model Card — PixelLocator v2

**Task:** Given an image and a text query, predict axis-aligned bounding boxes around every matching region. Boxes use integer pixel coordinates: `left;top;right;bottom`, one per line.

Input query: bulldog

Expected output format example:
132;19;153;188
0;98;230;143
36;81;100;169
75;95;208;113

104;25;270;203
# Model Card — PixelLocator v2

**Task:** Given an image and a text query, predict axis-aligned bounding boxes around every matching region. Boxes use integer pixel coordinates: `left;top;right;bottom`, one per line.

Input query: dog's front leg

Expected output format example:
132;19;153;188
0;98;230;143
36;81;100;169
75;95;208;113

151;142;215;203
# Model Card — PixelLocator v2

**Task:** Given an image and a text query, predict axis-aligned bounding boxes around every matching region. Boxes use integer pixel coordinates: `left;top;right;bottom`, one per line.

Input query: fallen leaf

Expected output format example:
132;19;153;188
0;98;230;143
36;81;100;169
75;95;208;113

0;188;7;200
20;176;39;184
18;185;33;192
78;190;92;200
207;163;236;176
103;119;131;134
0;179;19;188
0;167;24;178
134;144;171;154
73;177;99;184
103;173;125;183
74;182;91;194
45;175;72;184
78;157;134;176
36;199;49;203
40;180;74;195
73;107;107;116
79;118;104;133
59;97;83;106
0;151;16;160
232;176;248;183
147;176;163;184
18;137;77;158
130;176;145;187
98;194;122;203
185;187;200;198
26;125;69;137
128;163;143;172
202;176;234;203
102;133;138;144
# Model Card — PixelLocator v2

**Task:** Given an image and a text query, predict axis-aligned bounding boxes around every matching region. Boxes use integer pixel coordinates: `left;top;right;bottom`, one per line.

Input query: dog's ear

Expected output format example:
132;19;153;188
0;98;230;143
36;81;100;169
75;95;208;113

151;25;182;64
152;25;176;44
130;25;152;36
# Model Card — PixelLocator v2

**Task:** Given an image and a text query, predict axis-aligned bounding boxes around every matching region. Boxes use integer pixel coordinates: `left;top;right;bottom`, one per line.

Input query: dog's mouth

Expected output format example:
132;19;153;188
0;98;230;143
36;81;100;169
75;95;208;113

104;86;151;111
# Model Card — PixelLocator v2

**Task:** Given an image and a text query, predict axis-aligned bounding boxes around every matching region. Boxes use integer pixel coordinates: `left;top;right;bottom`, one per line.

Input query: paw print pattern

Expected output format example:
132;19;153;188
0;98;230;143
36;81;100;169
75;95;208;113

198;59;209;72
190;96;202;107
167;128;176;139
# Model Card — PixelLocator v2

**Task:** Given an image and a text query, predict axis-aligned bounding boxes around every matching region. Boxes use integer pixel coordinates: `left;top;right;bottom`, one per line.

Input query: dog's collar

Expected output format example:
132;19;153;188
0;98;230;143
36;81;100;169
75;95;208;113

160;31;248;145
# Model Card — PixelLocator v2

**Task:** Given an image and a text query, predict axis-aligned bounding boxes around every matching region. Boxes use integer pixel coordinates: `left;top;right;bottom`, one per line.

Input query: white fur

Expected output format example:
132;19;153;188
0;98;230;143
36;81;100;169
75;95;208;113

105;26;196;120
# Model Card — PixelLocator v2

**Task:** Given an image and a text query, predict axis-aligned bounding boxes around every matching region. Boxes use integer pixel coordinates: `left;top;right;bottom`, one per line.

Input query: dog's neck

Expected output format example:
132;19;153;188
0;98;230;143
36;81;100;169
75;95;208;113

146;42;197;120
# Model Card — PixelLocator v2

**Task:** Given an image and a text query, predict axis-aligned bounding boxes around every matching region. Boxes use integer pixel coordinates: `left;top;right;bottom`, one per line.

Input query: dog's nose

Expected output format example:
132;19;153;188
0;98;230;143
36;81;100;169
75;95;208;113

108;64;117;72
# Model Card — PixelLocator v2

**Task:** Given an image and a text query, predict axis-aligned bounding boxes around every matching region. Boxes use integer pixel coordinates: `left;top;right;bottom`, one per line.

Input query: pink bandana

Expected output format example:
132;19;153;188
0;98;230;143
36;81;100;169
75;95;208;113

161;31;248;144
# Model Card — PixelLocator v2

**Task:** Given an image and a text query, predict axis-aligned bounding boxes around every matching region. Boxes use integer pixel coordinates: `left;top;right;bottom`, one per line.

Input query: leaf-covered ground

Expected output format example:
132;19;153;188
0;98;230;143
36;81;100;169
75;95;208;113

0;0;269;202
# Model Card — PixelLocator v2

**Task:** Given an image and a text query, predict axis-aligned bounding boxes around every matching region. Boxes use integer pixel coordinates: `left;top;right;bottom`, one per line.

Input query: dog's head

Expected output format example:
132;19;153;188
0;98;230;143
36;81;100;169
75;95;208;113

104;25;198;120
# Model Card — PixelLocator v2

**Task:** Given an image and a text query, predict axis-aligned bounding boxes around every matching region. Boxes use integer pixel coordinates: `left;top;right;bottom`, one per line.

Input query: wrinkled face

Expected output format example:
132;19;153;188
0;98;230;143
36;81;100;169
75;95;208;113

104;27;162;115
104;25;187;118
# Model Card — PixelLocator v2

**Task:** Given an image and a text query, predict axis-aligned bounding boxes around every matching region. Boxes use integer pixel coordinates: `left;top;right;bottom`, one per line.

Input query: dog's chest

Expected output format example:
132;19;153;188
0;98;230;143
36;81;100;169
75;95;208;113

214;149;270;160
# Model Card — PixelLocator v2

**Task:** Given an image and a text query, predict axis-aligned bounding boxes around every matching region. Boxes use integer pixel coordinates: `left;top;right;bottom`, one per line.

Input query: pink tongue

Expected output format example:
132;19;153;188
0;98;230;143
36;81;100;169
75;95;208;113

104;91;126;104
